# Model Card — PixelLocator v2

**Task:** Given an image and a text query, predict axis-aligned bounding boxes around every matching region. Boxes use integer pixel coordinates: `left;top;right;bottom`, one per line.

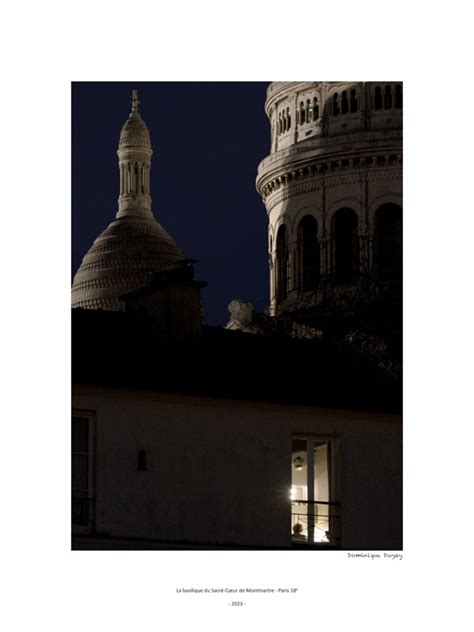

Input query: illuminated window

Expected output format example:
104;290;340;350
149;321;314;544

72;414;94;531
291;436;340;545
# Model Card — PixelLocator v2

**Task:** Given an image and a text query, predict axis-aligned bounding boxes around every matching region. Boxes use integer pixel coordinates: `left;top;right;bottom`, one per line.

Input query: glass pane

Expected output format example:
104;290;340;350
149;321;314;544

291;438;307;540
72;454;89;490
313;441;330;542
72;417;89;453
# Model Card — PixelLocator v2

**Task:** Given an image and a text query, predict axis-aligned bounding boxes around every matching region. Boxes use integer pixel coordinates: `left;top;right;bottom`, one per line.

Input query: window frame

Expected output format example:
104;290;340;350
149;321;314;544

72;410;96;534
291;433;341;547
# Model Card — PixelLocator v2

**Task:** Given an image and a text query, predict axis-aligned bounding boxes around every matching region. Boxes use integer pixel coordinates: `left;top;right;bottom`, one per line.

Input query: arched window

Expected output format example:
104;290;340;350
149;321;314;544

278;113;282;134
282;110;287;132
341;91;349;114
350;89;358;113
276;225;289;303
394;84;402;109
287;107;291;130
332;208;359;282
384;85;393;109
375;204;402;280
300;102;305;124
297;216;320;294
306;99;311;122
313;97;319;121
374;86;383;110
333;93;340;116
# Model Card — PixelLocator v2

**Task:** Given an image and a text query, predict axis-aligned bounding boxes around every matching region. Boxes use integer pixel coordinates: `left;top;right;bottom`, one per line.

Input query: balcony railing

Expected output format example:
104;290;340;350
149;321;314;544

291;500;341;545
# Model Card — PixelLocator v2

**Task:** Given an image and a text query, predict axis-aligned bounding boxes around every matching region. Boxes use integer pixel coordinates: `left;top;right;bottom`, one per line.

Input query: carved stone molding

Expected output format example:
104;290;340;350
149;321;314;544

263;159;402;211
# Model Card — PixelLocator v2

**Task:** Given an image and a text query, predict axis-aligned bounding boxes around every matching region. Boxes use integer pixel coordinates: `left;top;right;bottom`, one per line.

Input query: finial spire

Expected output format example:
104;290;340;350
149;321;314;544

131;89;139;114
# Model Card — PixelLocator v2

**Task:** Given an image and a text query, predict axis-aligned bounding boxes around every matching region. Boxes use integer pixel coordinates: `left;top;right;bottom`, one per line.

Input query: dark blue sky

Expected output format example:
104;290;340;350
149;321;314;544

72;82;270;325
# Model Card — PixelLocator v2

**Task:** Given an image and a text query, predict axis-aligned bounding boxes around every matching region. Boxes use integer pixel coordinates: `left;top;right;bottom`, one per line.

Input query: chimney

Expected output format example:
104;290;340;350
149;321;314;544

121;260;206;344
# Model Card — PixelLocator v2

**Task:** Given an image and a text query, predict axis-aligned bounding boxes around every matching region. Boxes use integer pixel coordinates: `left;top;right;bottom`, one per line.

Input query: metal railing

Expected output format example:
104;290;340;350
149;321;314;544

291;500;341;545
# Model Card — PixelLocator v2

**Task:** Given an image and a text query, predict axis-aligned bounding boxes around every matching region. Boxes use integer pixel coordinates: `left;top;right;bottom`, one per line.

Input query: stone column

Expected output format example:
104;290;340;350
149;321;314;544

329;236;335;277
363;165;371;274
359;229;369;277
269;251;275;311
320;238;329;278
293;93;298;144
368;229;375;273
321;176;329;279
288;243;297;297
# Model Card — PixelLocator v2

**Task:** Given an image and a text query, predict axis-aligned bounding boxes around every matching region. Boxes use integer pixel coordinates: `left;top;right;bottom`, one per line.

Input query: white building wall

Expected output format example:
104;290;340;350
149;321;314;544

73;387;402;550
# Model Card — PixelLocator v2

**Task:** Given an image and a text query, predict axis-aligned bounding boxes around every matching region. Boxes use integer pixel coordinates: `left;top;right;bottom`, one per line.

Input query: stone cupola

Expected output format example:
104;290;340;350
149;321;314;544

72;90;184;311
117;90;153;218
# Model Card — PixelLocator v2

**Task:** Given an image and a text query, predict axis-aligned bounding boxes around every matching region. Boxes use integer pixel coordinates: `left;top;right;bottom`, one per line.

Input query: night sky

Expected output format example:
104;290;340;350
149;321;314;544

72;82;270;325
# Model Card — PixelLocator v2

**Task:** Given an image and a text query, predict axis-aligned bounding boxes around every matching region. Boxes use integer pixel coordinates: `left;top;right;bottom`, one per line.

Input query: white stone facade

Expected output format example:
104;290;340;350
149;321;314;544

256;82;403;313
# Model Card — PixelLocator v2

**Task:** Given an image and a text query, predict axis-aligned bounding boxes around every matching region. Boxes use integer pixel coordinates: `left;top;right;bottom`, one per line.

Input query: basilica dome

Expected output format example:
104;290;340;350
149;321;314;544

72;91;184;311
71;215;183;310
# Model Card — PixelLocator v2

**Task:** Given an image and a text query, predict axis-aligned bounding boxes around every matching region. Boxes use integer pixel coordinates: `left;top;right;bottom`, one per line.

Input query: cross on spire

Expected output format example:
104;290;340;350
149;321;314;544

131;90;140;113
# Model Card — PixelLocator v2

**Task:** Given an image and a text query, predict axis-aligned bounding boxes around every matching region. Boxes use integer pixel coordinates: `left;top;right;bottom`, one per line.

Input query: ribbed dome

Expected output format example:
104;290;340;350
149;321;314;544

119;112;151;149
72;215;184;310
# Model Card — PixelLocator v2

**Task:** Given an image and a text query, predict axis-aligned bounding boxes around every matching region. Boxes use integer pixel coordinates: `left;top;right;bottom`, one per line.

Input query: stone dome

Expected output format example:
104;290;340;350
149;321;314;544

119;112;151;149
72;215;183;310
72;90;185;311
